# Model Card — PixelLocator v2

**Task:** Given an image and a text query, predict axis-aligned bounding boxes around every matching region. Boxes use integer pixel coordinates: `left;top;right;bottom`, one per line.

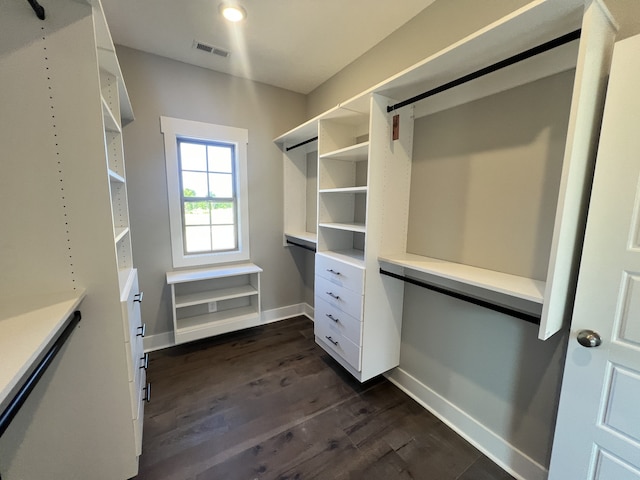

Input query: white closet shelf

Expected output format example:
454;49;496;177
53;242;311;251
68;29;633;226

0;290;85;410
175;285;258;308
108;169;125;184
114;226;130;243
319;222;366;233
273;116;319;147
166;263;263;285
320;141;369;161
101;97;121;133
118;267;135;299
378;252;545;304
285;231;318;244
319;186;368;194
319;249;365;268
174;306;260;344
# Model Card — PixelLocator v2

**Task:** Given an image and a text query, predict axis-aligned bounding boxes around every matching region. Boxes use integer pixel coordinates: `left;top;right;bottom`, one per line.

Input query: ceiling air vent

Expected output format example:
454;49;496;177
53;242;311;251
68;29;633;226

193;40;230;58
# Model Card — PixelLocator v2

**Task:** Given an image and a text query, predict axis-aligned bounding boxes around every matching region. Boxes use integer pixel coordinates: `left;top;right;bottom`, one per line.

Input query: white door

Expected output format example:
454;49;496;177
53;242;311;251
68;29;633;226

548;33;640;479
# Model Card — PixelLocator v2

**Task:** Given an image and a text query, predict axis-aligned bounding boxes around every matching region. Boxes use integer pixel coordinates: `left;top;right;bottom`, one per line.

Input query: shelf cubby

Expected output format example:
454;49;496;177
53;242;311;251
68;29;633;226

167;263;263;344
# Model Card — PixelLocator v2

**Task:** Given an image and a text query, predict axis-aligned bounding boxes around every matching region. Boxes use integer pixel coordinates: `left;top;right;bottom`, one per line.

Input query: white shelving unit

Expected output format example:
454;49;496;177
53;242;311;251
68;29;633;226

274;0;617;382
370;0;616;340
167;263;262;344
275;119;319;250
0;1;146;478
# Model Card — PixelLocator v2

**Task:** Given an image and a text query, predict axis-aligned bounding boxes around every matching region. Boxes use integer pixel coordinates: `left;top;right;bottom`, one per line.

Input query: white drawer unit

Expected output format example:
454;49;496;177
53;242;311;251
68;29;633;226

316;253;365;293
315;296;362;346
120;269;147;421
134;369;149;456
315;275;363;320
315;313;362;371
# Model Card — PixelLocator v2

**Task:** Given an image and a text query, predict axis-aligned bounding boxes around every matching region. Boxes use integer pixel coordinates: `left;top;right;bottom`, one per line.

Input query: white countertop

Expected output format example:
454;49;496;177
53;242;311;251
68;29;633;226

0;290;86;410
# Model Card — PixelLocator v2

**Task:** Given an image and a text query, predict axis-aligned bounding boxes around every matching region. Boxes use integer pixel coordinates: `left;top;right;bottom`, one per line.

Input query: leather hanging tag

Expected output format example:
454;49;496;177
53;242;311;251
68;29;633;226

392;114;399;141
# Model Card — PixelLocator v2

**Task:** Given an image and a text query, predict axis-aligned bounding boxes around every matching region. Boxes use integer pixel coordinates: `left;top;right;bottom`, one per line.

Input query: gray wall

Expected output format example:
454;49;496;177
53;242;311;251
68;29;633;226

117;46;309;340
307;0;532;117
407;71;575;280
399;72;575;466
400;287;568;466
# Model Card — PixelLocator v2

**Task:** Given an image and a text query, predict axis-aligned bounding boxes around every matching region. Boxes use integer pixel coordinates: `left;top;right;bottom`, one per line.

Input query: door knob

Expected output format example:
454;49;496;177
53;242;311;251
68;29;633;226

577;330;602;348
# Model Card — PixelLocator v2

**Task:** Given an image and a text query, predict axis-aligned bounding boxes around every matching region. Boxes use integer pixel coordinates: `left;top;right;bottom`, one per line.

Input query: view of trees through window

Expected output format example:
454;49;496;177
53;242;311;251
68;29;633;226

178;139;237;254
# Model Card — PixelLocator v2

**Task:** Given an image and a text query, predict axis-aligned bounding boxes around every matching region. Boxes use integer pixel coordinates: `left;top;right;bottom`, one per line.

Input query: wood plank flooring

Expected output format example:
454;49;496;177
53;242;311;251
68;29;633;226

134;316;514;480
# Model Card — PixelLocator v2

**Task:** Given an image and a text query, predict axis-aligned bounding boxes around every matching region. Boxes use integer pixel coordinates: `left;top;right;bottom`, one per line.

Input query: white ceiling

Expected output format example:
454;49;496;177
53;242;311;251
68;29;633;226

101;0;436;94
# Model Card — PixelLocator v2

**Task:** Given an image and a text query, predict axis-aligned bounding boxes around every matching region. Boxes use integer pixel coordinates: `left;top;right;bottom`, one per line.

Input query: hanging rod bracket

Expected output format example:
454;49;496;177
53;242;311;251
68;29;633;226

27;0;45;20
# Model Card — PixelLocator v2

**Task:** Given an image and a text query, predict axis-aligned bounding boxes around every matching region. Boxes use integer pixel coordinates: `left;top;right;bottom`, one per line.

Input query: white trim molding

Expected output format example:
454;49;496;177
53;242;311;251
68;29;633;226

160;116;250;268
385;368;547;480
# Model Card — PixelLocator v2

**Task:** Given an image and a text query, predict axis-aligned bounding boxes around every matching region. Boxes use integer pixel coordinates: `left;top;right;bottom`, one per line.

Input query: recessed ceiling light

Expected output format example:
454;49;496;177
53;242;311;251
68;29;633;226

220;3;246;22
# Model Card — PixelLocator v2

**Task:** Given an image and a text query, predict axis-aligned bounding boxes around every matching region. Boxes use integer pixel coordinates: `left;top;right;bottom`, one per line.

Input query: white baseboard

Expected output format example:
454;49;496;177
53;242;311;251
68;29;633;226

143;303;314;352
385;368;548;480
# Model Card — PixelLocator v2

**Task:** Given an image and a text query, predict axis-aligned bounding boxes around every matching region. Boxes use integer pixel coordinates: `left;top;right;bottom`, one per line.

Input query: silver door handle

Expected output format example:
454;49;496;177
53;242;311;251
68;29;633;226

577;330;602;348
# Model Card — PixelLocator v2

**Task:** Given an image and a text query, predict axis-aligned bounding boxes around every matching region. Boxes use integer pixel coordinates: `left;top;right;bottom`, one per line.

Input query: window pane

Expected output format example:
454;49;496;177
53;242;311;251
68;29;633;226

184;201;210;225
211;202;235;225
180;142;207;171
209;173;233;197
208;145;232;173
185;225;212;253
211;225;236;251
182;171;208;197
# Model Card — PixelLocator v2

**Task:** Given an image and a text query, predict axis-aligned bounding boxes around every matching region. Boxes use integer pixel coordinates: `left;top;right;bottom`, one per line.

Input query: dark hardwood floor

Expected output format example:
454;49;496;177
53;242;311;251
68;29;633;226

134;316;514;480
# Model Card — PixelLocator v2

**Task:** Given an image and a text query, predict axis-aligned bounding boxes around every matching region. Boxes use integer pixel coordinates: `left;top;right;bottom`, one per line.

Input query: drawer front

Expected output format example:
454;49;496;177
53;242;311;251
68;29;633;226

315;316;361;371
315;275;363;320
122;270;142;343
315;296;362;346
134;390;145;456
124;329;145;382
134;369;147;456
316;254;364;294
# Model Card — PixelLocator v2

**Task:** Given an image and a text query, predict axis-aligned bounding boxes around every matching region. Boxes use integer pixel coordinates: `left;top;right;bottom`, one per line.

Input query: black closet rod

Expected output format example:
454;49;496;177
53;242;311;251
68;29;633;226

387;29;581;113
285;136;318;152
379;269;541;325
27;0;45;20
0;310;81;437
286;239;317;252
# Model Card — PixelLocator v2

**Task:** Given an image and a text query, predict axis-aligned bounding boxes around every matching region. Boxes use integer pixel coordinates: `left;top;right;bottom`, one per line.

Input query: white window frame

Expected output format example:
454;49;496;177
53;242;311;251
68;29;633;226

161;116;250;268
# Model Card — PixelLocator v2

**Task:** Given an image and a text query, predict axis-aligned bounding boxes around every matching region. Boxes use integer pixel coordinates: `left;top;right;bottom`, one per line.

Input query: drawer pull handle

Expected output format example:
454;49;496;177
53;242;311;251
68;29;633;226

325;336;339;346
326;291;340;300
140;353;149;370
143;383;151;403
134;292;144;303
326;313;339;323
137;323;146;338
326;269;341;276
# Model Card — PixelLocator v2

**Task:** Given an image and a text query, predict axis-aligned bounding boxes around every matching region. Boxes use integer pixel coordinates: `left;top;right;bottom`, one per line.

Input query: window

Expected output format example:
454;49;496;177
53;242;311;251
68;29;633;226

161;116;249;268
